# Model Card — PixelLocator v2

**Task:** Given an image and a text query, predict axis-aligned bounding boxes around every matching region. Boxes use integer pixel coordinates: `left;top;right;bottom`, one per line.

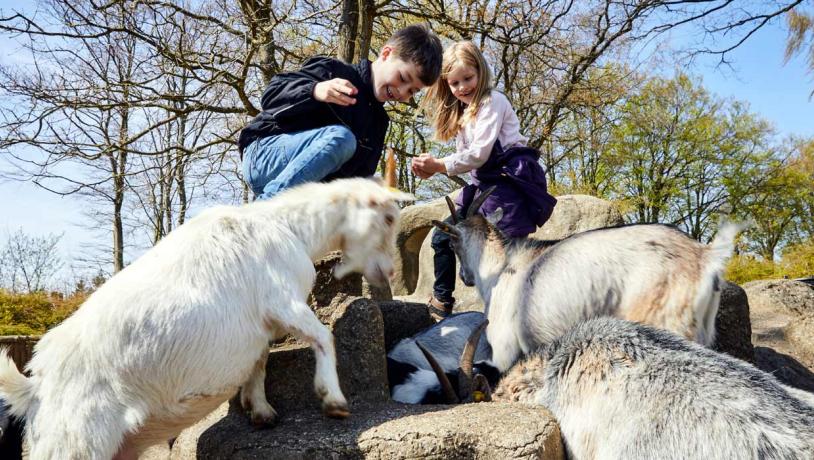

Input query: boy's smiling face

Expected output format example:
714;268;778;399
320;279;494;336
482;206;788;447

371;45;426;103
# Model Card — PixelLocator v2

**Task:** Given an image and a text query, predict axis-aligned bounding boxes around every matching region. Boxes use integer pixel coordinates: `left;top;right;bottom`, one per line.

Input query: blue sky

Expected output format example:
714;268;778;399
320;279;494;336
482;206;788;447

682;21;813;138
0;9;812;284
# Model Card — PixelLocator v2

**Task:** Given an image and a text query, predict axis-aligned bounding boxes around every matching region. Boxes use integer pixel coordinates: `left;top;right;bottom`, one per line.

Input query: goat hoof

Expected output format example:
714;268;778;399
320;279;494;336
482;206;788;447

250;410;278;427
323;401;350;419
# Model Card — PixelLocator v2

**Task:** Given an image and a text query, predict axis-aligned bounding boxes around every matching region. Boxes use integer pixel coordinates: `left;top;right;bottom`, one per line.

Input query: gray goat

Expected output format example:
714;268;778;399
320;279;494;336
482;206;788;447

433;189;744;372
422;317;814;459
493;317;814;459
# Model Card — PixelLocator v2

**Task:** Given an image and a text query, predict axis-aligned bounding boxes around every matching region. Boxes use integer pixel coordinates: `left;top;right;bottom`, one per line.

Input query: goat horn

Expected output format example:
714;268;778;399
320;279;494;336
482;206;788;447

444;196;459;225
457;319;488;401
384;148;398;189
466;186;498;219
416;341;459;404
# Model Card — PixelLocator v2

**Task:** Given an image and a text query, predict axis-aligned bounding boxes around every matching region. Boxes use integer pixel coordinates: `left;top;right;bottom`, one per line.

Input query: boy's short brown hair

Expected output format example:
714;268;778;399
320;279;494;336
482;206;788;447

386;23;443;86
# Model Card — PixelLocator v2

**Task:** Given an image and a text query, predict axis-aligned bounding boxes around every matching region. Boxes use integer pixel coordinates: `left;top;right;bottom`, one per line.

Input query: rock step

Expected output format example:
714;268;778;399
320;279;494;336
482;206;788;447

152;401;563;460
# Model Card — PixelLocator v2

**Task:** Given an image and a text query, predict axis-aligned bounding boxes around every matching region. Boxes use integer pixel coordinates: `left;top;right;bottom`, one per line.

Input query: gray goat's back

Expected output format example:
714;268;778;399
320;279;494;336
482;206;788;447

536;318;814;460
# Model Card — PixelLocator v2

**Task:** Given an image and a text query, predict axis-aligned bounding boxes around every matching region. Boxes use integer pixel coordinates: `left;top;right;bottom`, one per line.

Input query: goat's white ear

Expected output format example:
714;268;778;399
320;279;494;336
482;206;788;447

486;208;503;226
386;188;416;202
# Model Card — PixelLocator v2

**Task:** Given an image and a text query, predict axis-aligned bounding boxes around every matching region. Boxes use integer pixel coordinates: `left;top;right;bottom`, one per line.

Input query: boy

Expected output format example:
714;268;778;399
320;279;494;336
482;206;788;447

239;24;443;200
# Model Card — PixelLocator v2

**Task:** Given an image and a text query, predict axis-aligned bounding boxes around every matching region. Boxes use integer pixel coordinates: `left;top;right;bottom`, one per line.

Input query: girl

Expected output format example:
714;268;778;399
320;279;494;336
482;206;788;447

412;41;556;321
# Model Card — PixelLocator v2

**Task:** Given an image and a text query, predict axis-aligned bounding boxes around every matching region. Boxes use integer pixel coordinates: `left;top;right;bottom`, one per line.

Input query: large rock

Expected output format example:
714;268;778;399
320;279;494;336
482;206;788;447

531;194;624;241
743;279;814;391
378;300;434;351
159;402;564;460
310;253;392;307
713;282;754;363
404;194;623;311
264;295;389;414
391;197;455;296
743;279;814;317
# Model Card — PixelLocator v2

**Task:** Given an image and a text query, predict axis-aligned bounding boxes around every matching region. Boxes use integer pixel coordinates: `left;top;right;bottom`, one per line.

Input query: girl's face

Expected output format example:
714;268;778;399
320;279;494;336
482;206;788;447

446;63;479;105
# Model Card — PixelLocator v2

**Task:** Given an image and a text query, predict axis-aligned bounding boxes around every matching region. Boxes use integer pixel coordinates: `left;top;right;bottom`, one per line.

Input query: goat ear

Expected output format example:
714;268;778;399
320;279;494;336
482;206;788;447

432;220;460;239
385;189;416;202
486;208;503;227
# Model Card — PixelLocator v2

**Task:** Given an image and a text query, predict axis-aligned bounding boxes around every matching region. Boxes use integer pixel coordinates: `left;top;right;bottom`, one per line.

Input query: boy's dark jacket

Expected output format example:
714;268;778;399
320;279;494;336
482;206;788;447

456;143;557;238
238;56;389;180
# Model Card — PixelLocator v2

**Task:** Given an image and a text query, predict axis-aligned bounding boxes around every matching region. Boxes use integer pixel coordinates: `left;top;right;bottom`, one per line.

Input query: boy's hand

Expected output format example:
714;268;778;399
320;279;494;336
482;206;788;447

314;79;358;106
411;154;447;179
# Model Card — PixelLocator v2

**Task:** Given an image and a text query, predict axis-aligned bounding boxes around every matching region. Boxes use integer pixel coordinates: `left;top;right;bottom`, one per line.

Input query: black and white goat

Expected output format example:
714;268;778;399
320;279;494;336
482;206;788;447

433;188;744;372
387;312;499;404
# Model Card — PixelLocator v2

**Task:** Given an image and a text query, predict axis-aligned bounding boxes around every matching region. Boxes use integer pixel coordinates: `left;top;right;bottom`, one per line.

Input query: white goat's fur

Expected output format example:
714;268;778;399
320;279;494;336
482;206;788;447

448;216;743;372
0;178;412;460
493;317;814;459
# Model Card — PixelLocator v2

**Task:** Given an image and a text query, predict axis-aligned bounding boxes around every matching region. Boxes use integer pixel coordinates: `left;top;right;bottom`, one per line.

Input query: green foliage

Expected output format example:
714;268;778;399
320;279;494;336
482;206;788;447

780;240;814;278
0;289;85;336
725;238;814;284
725;255;779;285
785;9;814;98
0;324;40;336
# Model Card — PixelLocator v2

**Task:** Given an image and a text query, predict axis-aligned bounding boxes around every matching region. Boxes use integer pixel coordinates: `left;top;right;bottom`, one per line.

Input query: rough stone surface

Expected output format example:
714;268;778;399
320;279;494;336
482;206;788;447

378;300;434;351
154;402;563;460
530;194;624;241
713;282;754;363
743;279;814;317
743;279;814;392
404;195;624;311
310;253;392;308
391;197;455;296
263;295;389;414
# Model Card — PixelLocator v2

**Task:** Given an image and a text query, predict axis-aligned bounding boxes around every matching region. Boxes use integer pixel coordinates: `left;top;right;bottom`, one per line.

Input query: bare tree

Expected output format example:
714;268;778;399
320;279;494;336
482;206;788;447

0;228;63;293
0;1;153;272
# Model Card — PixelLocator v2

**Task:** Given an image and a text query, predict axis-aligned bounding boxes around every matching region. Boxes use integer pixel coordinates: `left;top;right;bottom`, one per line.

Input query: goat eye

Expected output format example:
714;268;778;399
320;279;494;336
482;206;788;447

384;214;395;226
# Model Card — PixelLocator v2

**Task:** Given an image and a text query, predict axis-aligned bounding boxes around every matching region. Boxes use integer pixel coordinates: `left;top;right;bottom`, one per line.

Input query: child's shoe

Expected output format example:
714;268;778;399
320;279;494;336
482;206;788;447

427;296;454;322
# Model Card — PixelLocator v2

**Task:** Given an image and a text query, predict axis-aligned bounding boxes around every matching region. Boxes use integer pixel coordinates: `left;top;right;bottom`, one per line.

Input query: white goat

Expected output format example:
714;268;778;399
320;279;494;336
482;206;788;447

488;317;814;459
0;178;413;460
433;189;744;372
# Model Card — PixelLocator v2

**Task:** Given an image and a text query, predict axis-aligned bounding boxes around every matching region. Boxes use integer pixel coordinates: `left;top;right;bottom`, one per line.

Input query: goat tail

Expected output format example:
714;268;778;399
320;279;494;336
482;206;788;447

692;221;749;346
706;221;749;272
0;347;34;418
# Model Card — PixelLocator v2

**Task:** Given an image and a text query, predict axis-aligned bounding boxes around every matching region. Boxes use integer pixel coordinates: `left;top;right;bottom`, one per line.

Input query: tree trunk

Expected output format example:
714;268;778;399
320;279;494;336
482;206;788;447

112;149;126;273
338;0;358;62
354;0;375;62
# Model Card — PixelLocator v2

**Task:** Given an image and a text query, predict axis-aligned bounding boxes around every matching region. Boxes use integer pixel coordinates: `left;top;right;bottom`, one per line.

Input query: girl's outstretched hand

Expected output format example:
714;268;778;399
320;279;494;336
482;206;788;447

411;154;447;179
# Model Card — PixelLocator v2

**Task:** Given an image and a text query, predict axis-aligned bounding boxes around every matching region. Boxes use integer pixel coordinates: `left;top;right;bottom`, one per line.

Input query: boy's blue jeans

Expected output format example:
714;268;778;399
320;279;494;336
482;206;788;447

242;125;356;200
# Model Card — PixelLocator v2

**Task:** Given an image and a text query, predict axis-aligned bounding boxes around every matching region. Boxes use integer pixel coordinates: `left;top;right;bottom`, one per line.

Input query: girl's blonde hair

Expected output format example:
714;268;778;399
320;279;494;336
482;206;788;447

421;41;493;142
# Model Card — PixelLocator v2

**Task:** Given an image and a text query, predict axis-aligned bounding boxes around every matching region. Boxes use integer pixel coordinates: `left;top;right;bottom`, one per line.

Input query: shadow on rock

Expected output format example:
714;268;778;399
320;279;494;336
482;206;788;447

755;346;814;393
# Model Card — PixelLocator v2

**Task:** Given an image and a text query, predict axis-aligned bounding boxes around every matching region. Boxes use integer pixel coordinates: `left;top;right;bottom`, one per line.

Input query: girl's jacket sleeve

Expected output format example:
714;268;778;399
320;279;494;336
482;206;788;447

259;56;336;121
443;99;503;176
